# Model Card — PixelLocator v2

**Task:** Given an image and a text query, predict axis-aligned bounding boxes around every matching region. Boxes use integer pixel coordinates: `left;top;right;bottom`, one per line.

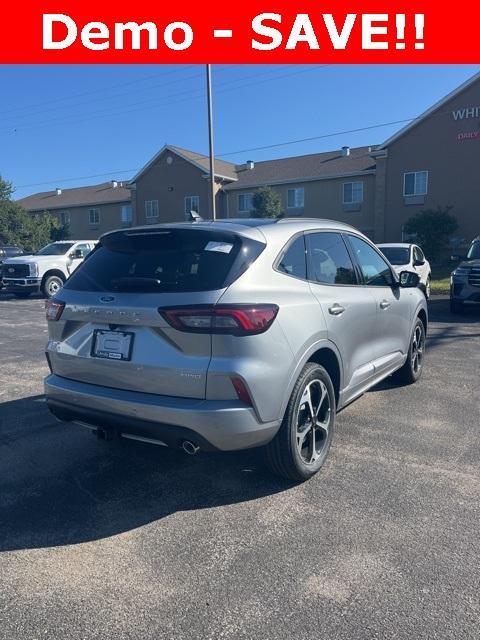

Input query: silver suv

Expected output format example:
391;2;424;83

44;219;427;481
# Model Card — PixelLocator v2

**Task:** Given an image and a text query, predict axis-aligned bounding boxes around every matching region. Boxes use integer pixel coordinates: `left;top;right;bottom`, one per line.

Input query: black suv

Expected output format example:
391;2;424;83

450;237;480;313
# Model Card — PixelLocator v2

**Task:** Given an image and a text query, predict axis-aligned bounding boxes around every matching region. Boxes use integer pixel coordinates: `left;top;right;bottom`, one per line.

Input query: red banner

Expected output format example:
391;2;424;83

0;1;478;63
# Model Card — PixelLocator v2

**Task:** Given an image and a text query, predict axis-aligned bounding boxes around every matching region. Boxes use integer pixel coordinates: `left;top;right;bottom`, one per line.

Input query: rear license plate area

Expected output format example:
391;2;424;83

91;330;134;361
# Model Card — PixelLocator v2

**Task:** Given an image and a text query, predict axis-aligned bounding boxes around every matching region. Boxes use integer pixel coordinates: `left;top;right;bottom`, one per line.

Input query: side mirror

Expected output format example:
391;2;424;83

413;259;425;267
73;249;84;259
399;271;420;288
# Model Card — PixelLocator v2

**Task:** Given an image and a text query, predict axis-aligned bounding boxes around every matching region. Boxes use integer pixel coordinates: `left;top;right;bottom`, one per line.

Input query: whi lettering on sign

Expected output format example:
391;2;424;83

452;107;480;121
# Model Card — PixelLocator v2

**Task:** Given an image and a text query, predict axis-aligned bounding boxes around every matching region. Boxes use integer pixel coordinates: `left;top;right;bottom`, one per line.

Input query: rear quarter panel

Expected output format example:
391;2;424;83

212;238;332;423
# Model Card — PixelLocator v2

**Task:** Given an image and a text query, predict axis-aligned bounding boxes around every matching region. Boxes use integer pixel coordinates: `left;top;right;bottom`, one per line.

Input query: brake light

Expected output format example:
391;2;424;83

45;352;53;373
159;304;279;335
45;299;65;321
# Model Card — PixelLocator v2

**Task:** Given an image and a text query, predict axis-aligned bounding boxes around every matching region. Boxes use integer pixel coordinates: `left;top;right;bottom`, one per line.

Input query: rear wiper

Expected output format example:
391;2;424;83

111;277;163;291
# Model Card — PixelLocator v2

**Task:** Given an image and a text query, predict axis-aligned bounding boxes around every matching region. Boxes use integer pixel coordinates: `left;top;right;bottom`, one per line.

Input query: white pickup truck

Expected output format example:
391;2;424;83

1;240;96;298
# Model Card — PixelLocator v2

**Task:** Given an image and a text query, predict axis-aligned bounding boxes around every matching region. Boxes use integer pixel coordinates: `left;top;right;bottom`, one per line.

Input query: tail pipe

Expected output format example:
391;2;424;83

182;440;200;456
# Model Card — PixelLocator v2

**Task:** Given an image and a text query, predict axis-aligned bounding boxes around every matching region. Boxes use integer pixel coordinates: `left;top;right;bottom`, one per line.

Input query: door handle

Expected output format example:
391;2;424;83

328;304;345;316
380;300;391;310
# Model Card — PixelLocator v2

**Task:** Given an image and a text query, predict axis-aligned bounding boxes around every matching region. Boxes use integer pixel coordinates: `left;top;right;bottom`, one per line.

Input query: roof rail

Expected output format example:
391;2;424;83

276;217;355;227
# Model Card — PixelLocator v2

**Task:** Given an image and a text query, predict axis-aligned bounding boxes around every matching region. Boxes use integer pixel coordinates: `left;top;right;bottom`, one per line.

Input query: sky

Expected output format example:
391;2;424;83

0;64;478;199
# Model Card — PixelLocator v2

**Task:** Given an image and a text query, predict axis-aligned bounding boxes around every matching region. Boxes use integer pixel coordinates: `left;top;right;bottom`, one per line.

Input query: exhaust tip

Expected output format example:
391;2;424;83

182;440;200;456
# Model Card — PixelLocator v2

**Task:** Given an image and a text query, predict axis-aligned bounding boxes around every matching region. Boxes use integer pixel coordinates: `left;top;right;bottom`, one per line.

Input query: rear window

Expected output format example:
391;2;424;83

64;228;265;293
379;246;410;265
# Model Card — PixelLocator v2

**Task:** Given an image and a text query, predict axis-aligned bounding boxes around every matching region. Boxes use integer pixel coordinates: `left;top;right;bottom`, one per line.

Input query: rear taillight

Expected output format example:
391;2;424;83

230;376;253;406
45;352;53;373
159;304;279;335
45;299;65;321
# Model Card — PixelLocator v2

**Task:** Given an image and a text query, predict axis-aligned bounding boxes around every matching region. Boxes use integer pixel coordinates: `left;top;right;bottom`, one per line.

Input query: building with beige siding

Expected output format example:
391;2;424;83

17;71;480;248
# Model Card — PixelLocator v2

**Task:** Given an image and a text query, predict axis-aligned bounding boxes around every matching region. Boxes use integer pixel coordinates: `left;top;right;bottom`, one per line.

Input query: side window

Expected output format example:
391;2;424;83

306;233;357;285
347;235;394;287
74;243;91;258
413;246;424;263
277;235;306;279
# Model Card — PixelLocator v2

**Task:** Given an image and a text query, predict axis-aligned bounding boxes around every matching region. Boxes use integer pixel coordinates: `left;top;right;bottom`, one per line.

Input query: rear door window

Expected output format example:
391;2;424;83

306;232;357;285
64;229;264;293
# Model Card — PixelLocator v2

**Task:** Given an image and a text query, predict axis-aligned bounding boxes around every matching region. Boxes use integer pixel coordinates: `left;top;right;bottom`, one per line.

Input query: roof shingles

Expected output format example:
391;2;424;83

16;182;131;211
169;145;238;180
224;146;376;190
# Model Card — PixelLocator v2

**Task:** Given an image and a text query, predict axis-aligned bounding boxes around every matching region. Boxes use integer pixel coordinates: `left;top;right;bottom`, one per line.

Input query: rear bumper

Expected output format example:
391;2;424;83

3;277;41;293
44;374;280;451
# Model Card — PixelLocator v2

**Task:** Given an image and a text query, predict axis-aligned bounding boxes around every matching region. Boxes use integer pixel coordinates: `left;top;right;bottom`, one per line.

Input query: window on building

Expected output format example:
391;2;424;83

343;182;364;204
307;233;357;285
121;205;133;225
58;211;70;225
347;235;394;287
403;171;428;196
89;208;100;226
238;193;254;214
145;200;159;219
276;235;306;279
287;188;304;209
184;196;200;219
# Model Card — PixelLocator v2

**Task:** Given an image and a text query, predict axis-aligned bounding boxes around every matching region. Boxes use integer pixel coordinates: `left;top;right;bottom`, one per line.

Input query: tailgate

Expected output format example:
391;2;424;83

47;290;224;399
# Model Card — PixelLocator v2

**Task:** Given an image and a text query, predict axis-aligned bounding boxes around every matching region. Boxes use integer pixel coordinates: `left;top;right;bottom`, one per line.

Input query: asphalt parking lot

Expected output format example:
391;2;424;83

0;293;479;640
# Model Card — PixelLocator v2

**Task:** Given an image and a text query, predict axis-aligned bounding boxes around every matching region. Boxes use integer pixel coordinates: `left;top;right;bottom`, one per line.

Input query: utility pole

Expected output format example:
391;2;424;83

206;64;216;220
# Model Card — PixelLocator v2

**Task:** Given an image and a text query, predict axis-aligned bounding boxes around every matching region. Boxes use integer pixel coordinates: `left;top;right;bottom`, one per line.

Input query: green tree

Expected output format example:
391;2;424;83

251;187;282;218
0;176;69;252
0;176;14;200
404;205;458;261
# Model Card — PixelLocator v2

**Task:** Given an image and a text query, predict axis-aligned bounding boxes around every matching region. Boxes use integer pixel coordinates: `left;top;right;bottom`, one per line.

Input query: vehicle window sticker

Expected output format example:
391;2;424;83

204;241;233;253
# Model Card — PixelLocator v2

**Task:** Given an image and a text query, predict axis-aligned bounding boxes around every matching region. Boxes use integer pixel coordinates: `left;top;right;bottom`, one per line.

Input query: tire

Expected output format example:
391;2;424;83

265;363;335;482
42;274;64;298
395;317;426;385
13;292;31;299
450;298;464;314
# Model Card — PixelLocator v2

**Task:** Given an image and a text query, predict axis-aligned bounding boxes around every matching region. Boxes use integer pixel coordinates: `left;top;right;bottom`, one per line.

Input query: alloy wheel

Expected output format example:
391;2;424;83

411;325;425;374
296;379;331;465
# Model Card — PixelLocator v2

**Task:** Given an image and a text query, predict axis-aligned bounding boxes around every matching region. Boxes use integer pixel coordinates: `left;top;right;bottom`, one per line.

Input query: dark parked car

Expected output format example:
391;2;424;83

450;236;480;313
0;246;24;288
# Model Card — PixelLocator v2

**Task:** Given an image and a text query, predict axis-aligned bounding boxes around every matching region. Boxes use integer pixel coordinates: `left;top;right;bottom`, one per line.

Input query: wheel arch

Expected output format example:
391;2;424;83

41;269;66;286
417;307;428;336
307;347;342;407
280;341;343;419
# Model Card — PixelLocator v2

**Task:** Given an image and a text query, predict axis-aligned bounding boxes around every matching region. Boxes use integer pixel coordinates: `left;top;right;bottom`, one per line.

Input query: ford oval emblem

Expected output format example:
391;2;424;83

100;296;115;303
